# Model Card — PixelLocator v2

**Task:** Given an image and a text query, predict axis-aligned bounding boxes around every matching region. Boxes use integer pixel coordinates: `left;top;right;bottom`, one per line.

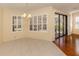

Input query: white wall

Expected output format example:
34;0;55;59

2;7;28;42
0;6;70;43
72;12;79;34
68;14;72;35
0;8;3;43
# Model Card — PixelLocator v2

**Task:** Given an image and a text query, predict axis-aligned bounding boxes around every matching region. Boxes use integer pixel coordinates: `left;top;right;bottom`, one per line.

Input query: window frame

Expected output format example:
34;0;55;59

29;14;48;32
12;15;23;32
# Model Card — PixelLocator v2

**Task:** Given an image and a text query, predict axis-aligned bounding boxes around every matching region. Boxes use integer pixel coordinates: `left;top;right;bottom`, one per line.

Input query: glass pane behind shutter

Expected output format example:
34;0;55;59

18;16;21;28
34;25;37;31
12;16;17;31
30;25;33;30
43;24;47;30
34;16;37;25
38;24;41;31
12;16;14;31
34;16;37;31
43;15;47;24
43;15;47;30
30;17;33;31
38;16;42;31
38;16;41;24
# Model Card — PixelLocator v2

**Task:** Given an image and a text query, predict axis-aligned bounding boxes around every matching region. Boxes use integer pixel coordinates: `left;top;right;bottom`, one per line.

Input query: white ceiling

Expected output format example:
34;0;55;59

0;3;50;11
51;3;79;13
0;3;79;13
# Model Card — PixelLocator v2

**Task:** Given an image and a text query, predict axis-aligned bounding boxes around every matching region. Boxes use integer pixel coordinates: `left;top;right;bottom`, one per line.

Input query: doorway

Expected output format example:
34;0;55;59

55;13;68;39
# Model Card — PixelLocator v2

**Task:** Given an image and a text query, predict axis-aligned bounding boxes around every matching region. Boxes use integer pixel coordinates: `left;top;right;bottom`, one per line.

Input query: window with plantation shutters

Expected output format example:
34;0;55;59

29;15;47;32
12;16;23;32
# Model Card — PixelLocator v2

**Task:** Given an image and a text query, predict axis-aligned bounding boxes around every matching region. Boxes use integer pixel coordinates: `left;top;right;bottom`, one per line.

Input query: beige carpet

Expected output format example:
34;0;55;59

0;38;65;56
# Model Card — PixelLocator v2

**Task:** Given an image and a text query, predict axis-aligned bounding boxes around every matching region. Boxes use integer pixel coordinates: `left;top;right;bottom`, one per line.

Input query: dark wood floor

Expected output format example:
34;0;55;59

53;34;79;56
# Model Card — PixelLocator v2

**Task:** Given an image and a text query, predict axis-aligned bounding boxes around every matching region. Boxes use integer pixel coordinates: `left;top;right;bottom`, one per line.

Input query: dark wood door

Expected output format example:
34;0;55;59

55;13;68;39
